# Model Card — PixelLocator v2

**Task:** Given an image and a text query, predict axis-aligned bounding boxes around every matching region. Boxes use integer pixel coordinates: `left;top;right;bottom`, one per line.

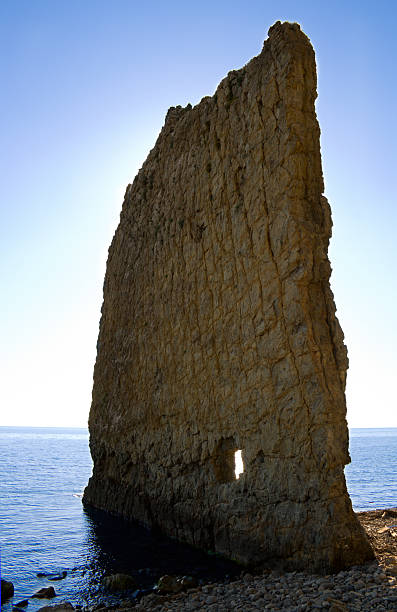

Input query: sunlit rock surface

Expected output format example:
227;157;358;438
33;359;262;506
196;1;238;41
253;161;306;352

84;21;373;572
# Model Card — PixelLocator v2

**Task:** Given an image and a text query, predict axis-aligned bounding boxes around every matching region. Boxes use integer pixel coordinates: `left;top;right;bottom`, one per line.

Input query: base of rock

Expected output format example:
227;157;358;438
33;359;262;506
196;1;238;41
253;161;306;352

83;475;373;573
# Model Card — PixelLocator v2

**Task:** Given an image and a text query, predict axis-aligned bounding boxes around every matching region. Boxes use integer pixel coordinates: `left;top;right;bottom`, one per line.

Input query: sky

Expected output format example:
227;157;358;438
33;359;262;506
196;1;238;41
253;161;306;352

1;0;396;428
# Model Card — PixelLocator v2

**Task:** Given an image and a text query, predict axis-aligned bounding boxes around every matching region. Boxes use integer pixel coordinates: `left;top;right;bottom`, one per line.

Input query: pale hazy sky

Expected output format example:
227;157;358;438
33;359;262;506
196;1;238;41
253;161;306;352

1;0;396;427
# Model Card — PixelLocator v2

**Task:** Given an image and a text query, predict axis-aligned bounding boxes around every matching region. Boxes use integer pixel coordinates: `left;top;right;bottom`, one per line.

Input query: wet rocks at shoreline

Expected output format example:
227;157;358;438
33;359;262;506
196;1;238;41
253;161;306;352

102;575;136;592
132;562;397;611
155;575;198;595
6;509;397;612
41;562;395;611
84;509;397;611
15;599;29;607
37;604;75;612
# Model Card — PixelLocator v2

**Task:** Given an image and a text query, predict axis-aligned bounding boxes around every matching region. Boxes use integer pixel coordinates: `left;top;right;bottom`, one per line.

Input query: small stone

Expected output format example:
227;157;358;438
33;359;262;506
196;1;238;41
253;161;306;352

48;572;67;582
382;509;397;518
328;599;348;612
156;575;183;594
318;582;333;591
178;576;198;590
32;587;56;599
374;572;387;583
242;573;253;583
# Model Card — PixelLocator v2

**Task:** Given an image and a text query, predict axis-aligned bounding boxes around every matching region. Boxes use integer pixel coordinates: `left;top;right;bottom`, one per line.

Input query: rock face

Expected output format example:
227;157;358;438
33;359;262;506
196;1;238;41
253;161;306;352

84;21;373;572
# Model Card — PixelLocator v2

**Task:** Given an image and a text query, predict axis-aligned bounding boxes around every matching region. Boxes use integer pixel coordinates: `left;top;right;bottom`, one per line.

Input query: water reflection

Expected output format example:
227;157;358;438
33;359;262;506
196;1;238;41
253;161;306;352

79;505;240;603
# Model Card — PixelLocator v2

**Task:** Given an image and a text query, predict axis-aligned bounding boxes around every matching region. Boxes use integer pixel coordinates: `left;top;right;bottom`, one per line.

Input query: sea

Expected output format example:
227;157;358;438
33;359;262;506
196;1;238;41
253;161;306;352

0;426;396;610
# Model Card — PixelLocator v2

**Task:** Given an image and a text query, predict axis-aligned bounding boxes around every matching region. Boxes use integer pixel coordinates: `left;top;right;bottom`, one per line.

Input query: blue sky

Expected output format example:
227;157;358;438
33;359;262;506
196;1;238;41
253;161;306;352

1;0;396;427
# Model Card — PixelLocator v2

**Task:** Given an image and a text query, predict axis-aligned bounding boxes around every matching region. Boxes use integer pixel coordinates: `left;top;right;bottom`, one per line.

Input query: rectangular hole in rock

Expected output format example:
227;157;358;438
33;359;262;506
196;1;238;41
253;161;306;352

234;449;244;479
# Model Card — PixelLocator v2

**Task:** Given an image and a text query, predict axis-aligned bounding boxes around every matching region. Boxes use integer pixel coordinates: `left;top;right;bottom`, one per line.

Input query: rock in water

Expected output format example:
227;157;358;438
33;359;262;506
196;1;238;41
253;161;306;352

48;571;67;582
37;604;74;612
1;579;14;601
32;587;56;599
83;21;373;572
102;573;136;592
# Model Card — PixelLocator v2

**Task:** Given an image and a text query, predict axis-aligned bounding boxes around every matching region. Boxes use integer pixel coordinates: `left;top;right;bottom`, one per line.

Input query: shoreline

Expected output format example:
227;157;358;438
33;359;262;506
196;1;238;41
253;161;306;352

130;508;397;611
4;508;397;611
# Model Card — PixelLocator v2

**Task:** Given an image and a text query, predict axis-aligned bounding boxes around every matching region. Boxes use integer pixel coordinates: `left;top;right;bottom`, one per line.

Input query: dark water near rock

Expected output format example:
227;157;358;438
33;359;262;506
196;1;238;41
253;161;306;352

0;427;240;610
0;426;396;610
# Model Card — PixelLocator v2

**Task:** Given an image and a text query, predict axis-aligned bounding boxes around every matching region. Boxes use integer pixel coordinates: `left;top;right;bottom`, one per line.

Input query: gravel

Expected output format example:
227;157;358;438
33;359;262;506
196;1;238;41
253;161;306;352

130;561;397;611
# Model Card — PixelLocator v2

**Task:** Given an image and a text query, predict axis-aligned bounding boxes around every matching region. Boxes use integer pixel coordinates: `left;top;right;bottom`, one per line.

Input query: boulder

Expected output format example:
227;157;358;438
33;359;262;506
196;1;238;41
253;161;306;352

32;587;56;599
37;572;67;580
1;579;14;601
101;573;136;592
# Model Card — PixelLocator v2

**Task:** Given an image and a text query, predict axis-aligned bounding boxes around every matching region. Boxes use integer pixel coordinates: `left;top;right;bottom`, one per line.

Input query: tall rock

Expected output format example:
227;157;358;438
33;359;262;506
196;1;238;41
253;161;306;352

84;21;373;572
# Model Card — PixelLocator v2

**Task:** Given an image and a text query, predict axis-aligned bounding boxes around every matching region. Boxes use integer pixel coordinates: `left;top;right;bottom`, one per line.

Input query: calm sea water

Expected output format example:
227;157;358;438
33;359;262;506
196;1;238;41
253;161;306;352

345;427;397;512
0;427;239;610
0;426;396;609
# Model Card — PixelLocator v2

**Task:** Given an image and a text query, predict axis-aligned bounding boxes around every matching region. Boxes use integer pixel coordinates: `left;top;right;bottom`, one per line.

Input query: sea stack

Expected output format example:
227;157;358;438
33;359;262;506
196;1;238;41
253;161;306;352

84;21;373;572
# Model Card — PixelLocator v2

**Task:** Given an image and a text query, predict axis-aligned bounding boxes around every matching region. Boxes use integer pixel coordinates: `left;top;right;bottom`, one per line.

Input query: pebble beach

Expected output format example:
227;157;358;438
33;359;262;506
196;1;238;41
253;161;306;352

3;509;397;612
133;561;396;611
131;508;397;611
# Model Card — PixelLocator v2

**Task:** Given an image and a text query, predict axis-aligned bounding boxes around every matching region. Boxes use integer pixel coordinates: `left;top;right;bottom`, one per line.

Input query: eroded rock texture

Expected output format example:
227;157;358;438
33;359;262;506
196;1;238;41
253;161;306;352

84;21;373;572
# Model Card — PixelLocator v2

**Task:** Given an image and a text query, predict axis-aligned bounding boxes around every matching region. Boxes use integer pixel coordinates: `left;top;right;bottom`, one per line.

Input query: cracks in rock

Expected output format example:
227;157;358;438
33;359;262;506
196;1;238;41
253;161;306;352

256;64;315;464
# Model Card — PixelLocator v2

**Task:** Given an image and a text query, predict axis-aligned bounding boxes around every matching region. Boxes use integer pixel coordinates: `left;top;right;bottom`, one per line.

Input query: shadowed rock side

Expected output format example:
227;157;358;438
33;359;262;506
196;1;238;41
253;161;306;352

84;21;373;572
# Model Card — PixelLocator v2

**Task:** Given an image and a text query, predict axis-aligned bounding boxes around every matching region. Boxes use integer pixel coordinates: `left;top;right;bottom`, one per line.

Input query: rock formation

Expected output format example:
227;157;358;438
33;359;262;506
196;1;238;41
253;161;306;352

84;21;373;572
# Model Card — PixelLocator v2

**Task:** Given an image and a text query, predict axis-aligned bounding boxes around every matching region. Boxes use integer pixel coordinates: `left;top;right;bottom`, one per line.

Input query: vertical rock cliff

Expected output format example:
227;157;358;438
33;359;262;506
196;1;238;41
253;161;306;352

84;21;373;571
